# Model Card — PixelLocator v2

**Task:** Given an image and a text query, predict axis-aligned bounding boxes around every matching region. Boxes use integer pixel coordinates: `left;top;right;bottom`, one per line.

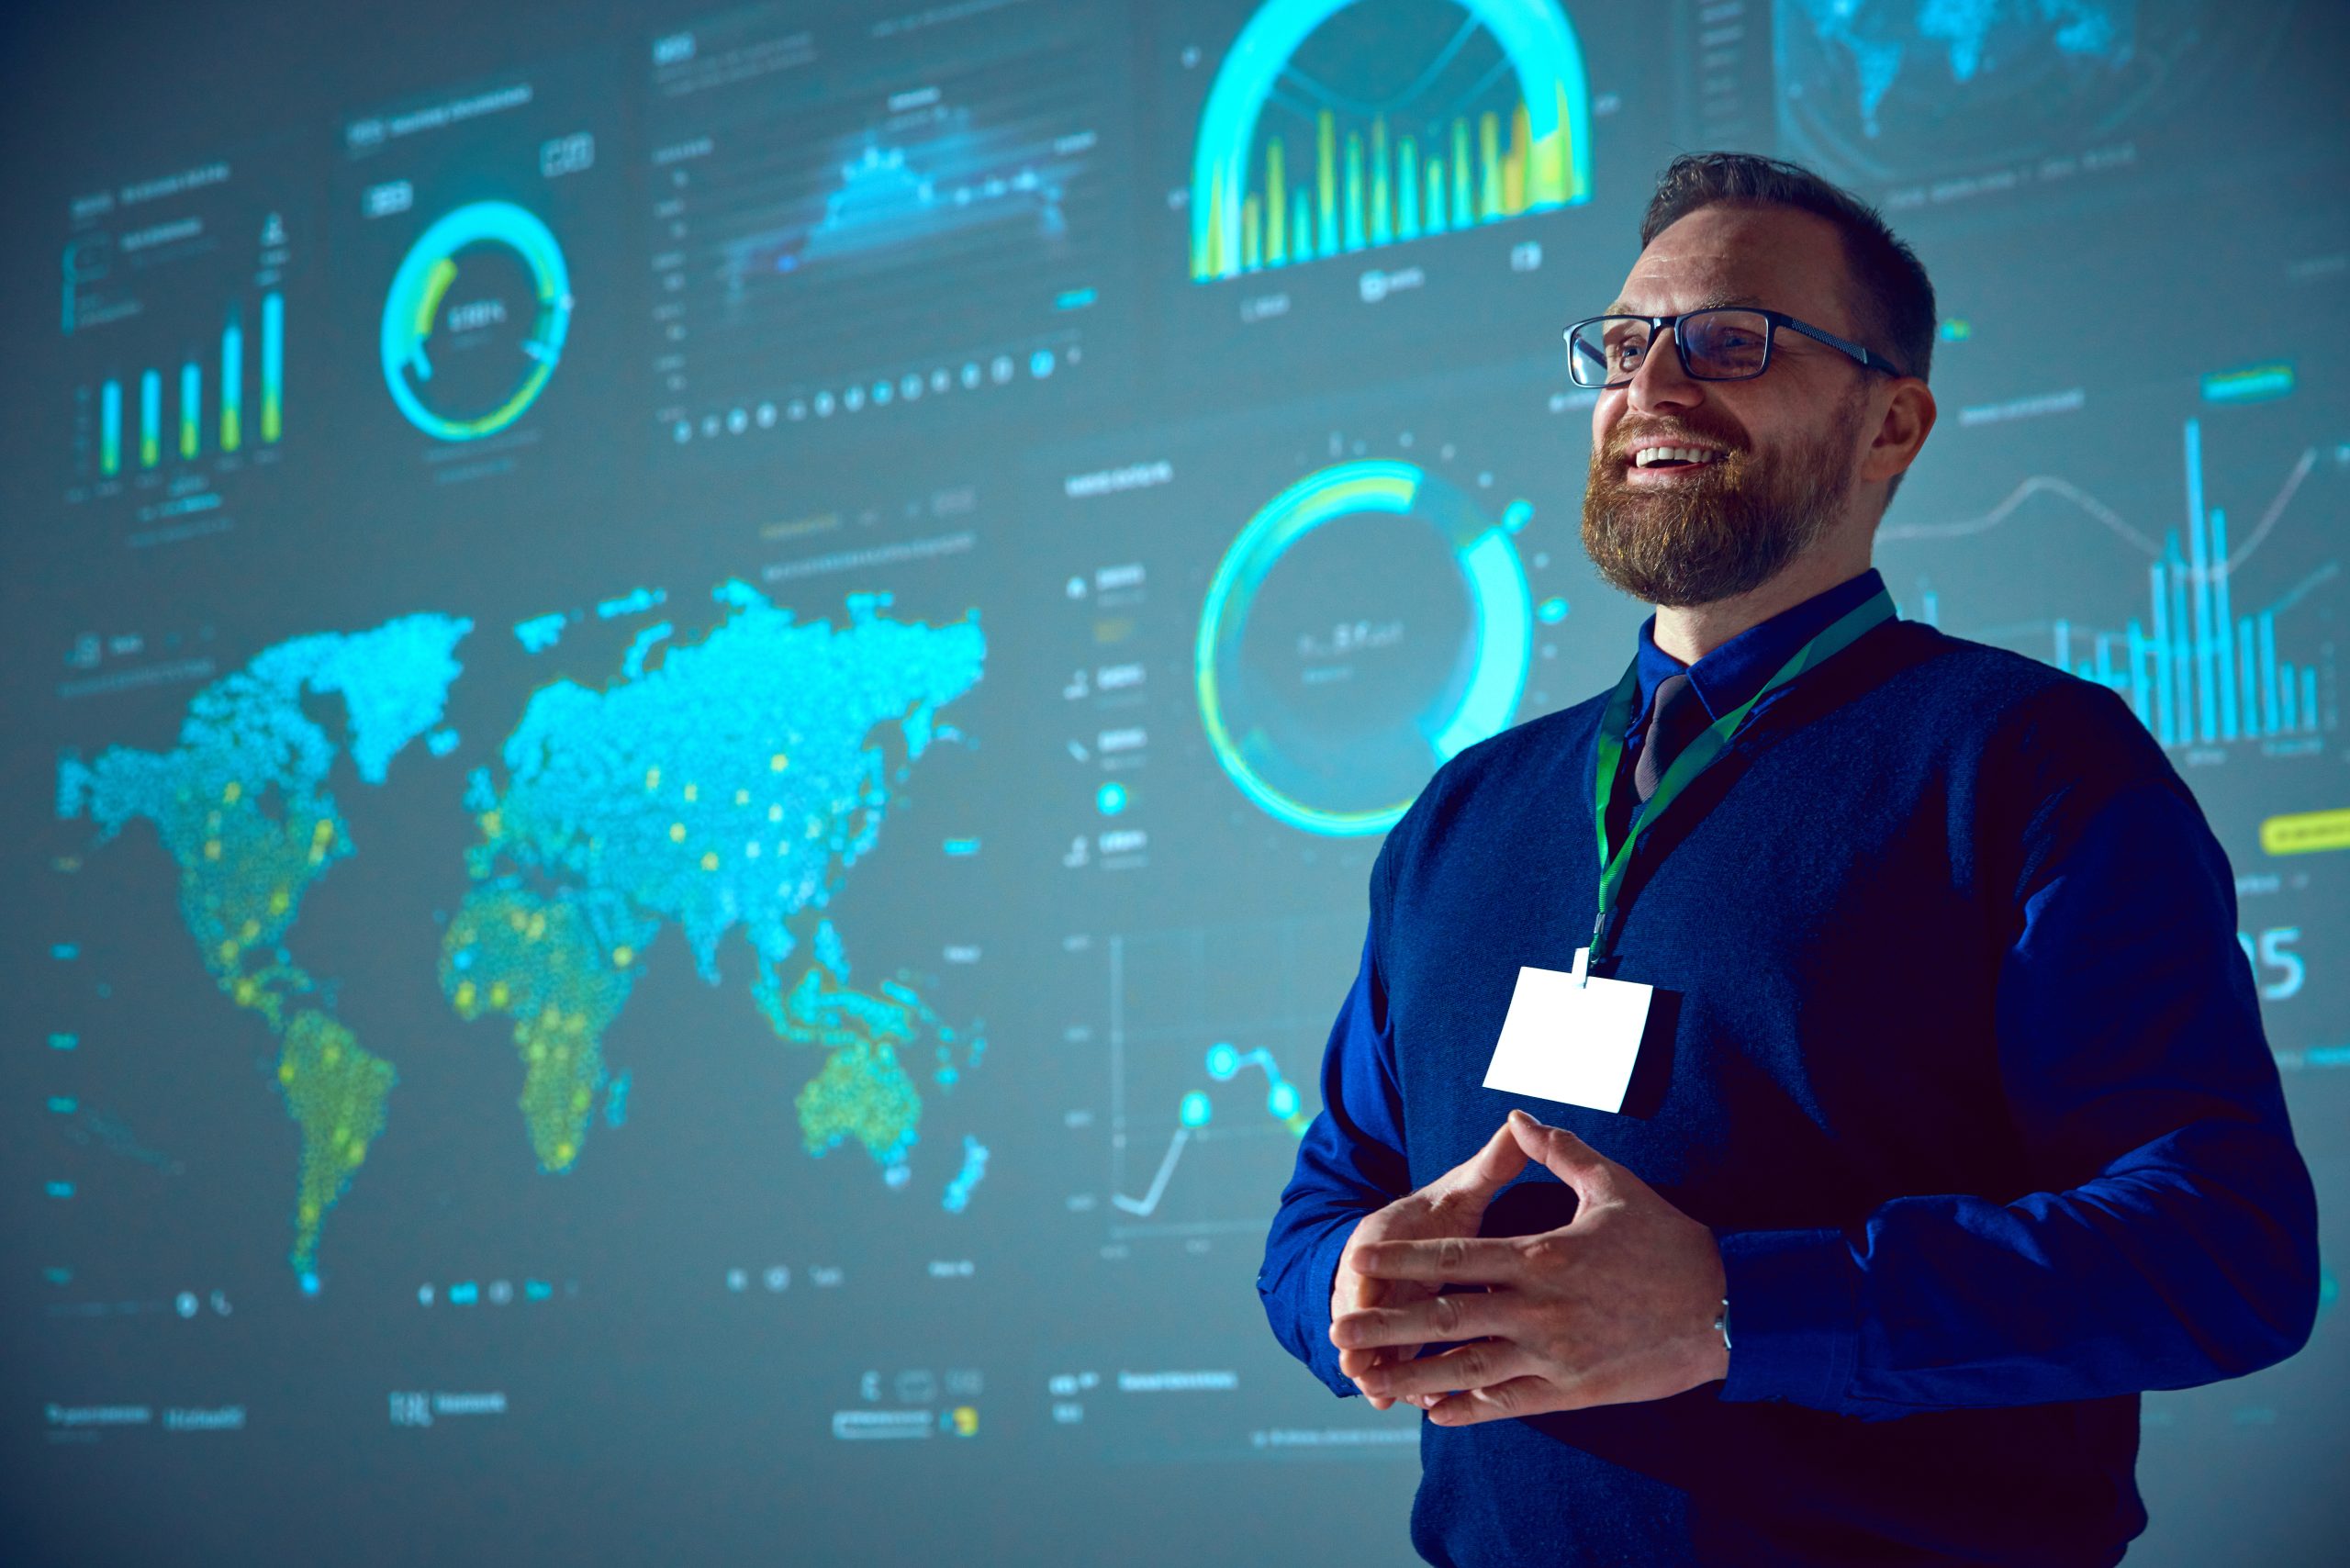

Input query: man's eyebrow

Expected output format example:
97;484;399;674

1599;293;1770;316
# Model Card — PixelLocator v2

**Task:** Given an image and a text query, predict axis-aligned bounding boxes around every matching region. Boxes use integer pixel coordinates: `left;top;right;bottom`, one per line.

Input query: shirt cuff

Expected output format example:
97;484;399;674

1307;1218;1363;1398
1712;1226;1863;1411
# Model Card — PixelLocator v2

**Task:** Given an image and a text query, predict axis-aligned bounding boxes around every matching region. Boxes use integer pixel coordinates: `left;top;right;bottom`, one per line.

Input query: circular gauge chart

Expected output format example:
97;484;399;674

379;200;572;442
1196;458;1533;835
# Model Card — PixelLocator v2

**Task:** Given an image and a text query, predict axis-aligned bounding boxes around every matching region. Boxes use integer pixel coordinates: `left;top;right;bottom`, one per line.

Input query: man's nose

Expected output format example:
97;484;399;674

1624;330;1706;417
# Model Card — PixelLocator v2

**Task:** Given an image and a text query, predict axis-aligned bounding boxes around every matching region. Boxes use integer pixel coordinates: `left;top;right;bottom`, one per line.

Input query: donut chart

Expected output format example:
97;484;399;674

1195;458;1533;835
379;200;572;442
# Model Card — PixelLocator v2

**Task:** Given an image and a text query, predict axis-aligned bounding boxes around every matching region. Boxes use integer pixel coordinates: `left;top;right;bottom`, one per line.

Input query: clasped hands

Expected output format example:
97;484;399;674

1329;1108;1729;1426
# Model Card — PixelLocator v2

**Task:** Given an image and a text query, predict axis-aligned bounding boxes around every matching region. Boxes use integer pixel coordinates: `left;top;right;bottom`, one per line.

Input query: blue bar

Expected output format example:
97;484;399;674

2210;509;2237;739
2258;613;2278;734
2238;619;2257;735
139;368;161;467
1398;139;1419;240
2184;423;2216;743
100;378;121;476
2126;621;2150;724
2166;551;2191;746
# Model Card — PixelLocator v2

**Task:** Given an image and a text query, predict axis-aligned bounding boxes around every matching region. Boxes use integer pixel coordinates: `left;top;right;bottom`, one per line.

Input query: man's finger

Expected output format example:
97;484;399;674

1426;1374;1560;1428
1339;1341;1419;1383
1348;1236;1529;1283
1355;1338;1535;1400
1421;1117;1531;1209
1332;1292;1513;1350
1506;1109;1611;1191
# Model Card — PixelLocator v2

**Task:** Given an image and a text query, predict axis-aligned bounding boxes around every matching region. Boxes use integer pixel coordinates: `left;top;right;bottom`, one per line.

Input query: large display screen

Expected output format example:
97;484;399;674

4;2;2344;1562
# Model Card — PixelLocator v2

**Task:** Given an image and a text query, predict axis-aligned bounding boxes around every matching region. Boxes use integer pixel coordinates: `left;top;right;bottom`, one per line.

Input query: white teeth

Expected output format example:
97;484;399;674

1633;445;1723;467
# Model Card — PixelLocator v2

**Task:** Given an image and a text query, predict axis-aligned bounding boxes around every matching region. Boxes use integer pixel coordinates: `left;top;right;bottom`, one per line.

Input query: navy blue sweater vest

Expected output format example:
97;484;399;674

1370;621;2170;1567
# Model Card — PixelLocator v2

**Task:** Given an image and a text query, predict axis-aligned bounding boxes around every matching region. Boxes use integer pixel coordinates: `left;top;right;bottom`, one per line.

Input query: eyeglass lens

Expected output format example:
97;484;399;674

1569;310;1772;386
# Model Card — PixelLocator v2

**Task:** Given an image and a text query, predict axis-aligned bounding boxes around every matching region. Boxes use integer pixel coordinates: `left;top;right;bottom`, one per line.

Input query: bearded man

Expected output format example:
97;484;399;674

1257;151;2320;1567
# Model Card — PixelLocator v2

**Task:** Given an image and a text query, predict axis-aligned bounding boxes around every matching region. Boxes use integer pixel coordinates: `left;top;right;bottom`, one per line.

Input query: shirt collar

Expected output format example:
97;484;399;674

1631;566;1888;734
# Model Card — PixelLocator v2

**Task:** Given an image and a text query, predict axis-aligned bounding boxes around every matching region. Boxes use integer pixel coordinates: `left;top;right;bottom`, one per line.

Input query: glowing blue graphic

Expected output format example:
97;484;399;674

943;1135;990;1213
1189;0;1594;281
724;117;1072;292
1196;459;1533;835
1788;0;2129;139
1113;1039;1313;1217
380;200;573;442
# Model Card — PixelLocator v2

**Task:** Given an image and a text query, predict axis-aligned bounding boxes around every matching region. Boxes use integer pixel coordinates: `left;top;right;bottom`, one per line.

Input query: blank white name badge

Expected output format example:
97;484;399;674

1482;950;1655;1114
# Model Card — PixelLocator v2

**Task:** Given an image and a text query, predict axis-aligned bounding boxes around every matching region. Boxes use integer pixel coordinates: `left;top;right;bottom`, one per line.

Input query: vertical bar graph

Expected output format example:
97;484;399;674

1187;8;1594;283
261;291;284;444
2081;420;2333;748
220;305;244;454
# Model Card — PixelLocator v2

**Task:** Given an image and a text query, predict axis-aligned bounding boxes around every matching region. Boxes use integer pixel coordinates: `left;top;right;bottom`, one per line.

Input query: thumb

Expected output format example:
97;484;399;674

1507;1108;1607;1188
1424;1115;1530;1207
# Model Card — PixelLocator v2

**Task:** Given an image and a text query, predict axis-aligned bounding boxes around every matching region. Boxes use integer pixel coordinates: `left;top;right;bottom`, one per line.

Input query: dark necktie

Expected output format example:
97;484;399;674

1632;671;1709;802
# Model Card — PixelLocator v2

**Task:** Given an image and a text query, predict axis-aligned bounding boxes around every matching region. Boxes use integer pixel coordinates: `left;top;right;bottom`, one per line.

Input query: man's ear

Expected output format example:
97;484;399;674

1863;378;1936;487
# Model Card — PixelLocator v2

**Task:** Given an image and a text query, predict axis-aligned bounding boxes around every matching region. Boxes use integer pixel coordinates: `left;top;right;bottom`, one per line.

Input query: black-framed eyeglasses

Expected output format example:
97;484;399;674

1564;308;1908;389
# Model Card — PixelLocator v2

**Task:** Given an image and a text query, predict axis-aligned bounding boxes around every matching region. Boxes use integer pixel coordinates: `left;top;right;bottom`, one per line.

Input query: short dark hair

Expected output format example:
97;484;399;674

1639;151;1937;388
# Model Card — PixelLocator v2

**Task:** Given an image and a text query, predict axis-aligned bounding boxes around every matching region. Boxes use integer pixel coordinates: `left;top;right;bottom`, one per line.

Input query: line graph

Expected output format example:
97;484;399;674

1088;918;1352;1240
1113;1042;1311;1217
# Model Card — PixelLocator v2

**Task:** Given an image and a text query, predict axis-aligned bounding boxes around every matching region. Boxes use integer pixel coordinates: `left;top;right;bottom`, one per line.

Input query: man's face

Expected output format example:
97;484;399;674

1582;204;1879;609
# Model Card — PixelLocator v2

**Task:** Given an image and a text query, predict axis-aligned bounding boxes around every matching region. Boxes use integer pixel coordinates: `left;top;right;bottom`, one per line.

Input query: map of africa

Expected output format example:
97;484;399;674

55;579;987;1290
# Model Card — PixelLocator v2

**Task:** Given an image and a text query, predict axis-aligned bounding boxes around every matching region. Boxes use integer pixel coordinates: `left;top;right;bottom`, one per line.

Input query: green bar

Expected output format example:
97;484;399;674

220;307;243;453
1398;138;1419;239
180;362;201;458
1425;157;1447;235
1343;133;1365;251
1266;139;1287;265
140;369;161;467
100;379;121;476
1479;111;1502;222
1370;117;1390;245
1451;119;1472;228
261;292;284;443
1292;190;1311;263
1316;112;1337;257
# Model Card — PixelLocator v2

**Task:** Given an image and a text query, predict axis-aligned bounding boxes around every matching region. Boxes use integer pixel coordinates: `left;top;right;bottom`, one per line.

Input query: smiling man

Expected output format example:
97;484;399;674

1257;152;2321;1566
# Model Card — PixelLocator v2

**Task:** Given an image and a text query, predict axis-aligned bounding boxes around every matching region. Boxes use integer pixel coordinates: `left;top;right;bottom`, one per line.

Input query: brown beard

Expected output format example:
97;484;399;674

1580;387;1865;608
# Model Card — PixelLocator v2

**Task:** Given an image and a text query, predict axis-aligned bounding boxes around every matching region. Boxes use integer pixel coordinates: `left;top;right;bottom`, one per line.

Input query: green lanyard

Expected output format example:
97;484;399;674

1584;588;1897;982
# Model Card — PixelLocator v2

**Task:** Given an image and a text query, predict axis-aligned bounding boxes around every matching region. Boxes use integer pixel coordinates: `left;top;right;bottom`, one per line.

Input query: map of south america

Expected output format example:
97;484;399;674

55;615;474;1290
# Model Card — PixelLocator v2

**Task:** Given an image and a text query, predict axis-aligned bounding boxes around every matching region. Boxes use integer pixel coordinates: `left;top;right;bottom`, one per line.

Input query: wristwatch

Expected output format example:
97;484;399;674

1713;1296;1732;1352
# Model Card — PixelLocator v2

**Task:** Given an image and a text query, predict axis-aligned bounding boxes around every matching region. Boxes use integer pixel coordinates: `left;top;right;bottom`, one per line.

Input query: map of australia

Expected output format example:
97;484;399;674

54;579;987;1291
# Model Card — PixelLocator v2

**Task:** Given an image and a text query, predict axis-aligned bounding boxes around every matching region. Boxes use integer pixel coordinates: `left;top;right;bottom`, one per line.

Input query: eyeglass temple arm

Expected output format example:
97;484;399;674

1774;314;1908;379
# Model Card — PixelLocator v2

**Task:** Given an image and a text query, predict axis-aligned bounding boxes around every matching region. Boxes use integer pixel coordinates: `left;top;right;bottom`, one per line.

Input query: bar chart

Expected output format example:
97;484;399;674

2025;420;2332;750
82;293;284;481
59;148;297;517
1895;415;2340;756
1187;0;1594;282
